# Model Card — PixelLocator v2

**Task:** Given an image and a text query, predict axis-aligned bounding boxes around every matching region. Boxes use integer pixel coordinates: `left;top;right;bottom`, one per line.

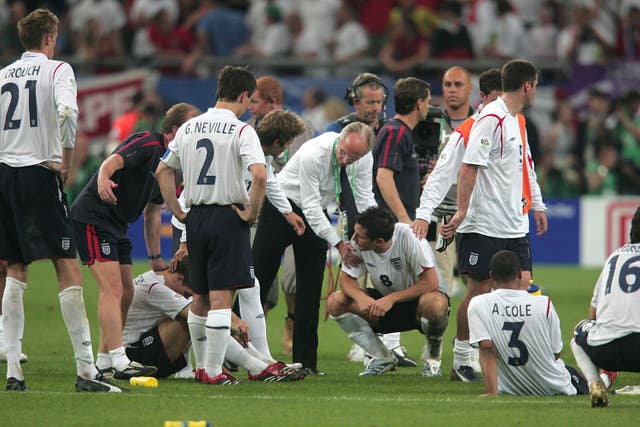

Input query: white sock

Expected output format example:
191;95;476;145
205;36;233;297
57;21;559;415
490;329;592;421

246;342;276;364
381;332;401;350
332;313;394;360
205;309;232;376
2;277;26;380
0;313;4;350
225;337;267;375
570;338;600;385
96;352;112;371
237;279;273;360
453;338;473;370
59;286;99;379
109;346;131;371
188;311;207;370
183;347;193;371
420;316;447;361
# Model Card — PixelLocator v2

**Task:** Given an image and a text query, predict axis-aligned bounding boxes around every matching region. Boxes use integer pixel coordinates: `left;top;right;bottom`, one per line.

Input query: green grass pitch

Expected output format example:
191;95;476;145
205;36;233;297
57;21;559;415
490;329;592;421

1;262;639;426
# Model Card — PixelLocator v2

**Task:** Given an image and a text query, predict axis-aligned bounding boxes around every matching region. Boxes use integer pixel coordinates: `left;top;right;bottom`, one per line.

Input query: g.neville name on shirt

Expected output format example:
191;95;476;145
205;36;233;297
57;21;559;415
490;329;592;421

491;303;532;317
183;121;236;135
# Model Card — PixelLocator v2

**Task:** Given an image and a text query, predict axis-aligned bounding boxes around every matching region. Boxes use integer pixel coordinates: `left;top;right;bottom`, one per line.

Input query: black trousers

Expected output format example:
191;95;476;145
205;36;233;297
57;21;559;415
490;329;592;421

252;199;328;369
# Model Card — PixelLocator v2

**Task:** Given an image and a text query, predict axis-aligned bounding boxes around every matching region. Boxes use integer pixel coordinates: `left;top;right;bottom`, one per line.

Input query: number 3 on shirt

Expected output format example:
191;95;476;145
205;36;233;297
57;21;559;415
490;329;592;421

196;138;216;185
1;80;38;130
502;321;529;367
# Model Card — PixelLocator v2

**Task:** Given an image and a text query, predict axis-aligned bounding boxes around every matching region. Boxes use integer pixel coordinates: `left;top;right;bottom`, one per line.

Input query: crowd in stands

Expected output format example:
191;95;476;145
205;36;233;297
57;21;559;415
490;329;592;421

0;0;638;68
1;0;638;198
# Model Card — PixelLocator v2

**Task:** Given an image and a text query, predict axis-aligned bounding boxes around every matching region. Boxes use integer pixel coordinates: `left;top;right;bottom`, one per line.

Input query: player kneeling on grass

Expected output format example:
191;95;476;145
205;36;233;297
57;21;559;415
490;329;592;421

469;250;588;397
123;257;304;382
570;205;640;408
327;207;449;377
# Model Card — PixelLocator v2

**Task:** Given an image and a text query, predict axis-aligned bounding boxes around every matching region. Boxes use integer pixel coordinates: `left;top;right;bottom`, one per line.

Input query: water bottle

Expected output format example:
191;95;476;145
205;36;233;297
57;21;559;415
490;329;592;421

164;422;212;427
527;280;542;296
129;376;158;387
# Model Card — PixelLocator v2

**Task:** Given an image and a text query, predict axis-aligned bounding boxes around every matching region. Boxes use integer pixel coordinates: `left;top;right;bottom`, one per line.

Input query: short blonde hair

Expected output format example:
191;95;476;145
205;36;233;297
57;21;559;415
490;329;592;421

18;9;58;50
257;110;306;147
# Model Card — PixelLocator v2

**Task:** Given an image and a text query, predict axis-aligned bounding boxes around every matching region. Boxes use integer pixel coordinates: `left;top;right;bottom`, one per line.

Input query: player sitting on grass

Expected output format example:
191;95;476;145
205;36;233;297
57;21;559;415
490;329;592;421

122;257;304;382
327;207;449;377
570;205;640;408
469;250;588;396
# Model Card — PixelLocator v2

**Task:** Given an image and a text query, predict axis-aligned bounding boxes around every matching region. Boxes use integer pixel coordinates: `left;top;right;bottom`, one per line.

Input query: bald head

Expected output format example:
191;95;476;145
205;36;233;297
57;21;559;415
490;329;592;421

442;66;472;112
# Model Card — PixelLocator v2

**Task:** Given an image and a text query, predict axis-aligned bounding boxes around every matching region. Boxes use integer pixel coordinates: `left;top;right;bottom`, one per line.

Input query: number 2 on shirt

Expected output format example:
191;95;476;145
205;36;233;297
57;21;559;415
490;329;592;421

196;138;216;185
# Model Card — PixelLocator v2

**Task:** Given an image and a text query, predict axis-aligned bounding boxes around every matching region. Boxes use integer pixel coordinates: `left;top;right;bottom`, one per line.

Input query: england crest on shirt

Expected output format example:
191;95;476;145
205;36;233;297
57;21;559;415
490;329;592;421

469;252;479;266
390;257;404;272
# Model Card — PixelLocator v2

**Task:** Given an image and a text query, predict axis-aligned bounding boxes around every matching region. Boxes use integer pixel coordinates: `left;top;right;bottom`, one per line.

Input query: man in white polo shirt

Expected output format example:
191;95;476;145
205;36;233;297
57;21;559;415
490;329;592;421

252;122;377;375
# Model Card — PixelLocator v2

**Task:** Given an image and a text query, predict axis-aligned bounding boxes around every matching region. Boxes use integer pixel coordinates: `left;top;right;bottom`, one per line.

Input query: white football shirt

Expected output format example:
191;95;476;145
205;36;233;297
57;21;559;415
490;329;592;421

588;243;640;346
123;271;191;346
458;97;530;238
342;223;445;294
161;108;266;208
0;52;78;166
469;289;575;396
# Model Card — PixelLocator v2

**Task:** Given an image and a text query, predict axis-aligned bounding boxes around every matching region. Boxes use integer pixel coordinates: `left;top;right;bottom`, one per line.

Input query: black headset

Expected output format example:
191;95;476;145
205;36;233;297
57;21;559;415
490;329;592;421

344;75;389;106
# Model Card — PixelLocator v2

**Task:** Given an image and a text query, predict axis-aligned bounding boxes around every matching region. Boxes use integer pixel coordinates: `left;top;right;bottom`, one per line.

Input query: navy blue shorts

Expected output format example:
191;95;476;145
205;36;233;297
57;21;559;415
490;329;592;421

574;319;640;372
72;220;132;265
186;204;254;295
0;164;77;263
366;288;450;334
125;325;187;378
457;233;531;281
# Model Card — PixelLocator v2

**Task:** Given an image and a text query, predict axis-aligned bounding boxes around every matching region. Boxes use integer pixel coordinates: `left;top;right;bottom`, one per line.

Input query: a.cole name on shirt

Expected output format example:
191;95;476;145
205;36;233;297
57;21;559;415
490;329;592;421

3;65;41;79
491;303;531;317
183;121;236;135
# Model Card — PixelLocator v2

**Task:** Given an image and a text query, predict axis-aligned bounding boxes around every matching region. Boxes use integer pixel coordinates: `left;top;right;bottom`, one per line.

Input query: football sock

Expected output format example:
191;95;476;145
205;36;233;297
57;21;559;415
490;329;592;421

204;309;231;377
246;342;275;364
0;314;4;350
570;338;599;385
3;277;26;380
237;278;273;360
453;338;473;370
59;286;99;379
109;346;131;372
332;313;394;360
225;336;266;375
183;348;193;371
187;311;207;370
96;352;112;371
381;332;401;351
420;316;448;361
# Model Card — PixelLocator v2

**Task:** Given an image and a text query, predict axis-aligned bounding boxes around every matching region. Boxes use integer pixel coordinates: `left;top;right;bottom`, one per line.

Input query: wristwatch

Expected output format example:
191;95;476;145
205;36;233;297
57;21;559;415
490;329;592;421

148;254;162;260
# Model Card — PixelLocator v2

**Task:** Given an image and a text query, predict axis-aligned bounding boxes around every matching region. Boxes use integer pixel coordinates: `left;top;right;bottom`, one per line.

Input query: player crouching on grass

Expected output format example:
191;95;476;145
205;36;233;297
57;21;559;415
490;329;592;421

122;257;304;382
570;205;640;408
327;207;449;377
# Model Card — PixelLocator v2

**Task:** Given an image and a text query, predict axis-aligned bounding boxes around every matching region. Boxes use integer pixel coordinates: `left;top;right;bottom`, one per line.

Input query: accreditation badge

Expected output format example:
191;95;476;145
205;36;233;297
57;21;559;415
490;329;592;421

337;209;349;241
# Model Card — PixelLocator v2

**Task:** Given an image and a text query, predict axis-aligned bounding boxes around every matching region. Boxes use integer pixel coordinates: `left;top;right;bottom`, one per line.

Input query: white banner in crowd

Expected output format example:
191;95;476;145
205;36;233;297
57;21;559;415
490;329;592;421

77;69;159;138
581;196;640;267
